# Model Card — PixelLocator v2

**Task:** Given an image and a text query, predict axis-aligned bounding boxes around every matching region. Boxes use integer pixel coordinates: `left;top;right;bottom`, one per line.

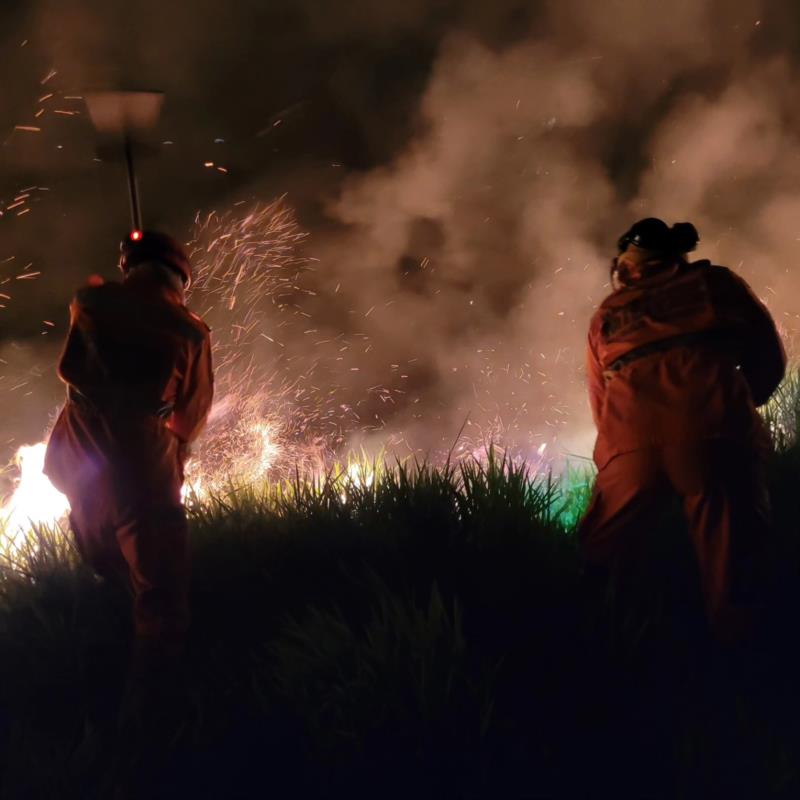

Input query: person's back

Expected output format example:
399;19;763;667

580;218;785;641
588;255;784;469
60;277;203;417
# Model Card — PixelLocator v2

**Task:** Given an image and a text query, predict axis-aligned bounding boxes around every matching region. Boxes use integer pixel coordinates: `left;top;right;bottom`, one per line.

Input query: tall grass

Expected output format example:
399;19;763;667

0;375;799;797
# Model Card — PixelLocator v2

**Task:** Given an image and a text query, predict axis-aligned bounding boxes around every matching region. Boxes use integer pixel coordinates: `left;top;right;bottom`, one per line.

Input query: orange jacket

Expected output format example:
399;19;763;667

44;273;213;498
587;259;785;469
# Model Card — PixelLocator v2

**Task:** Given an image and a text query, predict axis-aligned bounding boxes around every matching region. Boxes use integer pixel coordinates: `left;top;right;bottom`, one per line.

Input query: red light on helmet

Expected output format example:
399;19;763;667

130;230;143;242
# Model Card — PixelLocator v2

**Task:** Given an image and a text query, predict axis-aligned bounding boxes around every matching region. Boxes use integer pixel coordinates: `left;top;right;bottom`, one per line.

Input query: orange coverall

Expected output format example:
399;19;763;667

44;271;213;641
580;257;785;632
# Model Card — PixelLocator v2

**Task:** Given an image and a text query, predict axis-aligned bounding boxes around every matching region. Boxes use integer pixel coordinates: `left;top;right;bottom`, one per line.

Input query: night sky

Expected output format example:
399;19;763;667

2;0;800;473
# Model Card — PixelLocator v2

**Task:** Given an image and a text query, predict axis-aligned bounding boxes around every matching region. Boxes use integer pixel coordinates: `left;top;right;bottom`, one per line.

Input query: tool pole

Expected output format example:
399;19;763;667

85;91;163;231
124;135;142;230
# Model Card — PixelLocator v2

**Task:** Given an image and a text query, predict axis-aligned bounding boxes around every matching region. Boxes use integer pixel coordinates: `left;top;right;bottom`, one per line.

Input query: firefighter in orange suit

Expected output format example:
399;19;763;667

579;218;785;639
44;231;213;651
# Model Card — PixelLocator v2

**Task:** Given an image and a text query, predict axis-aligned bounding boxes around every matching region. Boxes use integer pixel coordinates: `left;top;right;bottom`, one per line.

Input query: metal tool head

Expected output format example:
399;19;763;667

85;90;164;137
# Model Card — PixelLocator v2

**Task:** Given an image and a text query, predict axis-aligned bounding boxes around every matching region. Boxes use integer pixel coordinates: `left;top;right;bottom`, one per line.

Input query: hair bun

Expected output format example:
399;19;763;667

670;222;699;253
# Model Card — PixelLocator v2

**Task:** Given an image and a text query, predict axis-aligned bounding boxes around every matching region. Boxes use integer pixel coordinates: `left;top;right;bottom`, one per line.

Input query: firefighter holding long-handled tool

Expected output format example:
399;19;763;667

43;92;213;671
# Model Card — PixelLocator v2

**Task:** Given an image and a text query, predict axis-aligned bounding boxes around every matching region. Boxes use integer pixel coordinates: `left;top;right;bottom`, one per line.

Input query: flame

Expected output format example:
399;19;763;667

339;460;375;503
1;415;285;544
184;415;286;496
1;443;70;539
252;421;281;477
346;461;375;489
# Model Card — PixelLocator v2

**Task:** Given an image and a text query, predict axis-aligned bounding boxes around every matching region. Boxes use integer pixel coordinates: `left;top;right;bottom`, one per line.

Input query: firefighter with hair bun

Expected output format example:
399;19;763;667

44;231;214;666
580;218;785;640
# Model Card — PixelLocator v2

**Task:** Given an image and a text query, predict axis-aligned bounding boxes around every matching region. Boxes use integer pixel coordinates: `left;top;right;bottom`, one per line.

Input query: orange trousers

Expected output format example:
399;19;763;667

579;439;772;636
69;497;190;641
46;405;190;641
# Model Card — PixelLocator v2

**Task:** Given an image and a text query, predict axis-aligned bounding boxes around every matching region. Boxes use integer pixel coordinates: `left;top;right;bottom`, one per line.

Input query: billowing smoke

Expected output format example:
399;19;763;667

283;3;800;460
2;0;800;472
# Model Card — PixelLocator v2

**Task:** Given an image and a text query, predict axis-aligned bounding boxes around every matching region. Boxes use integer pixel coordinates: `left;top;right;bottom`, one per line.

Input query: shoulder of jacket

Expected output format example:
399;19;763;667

171;306;211;345
693;260;735;279
598;285;634;309
188;310;211;334
699;262;751;288
74;280;121;307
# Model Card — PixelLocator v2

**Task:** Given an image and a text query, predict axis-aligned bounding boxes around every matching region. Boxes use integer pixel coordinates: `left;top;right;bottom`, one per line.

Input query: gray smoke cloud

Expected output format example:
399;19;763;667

295;1;800;460
1;0;799;471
